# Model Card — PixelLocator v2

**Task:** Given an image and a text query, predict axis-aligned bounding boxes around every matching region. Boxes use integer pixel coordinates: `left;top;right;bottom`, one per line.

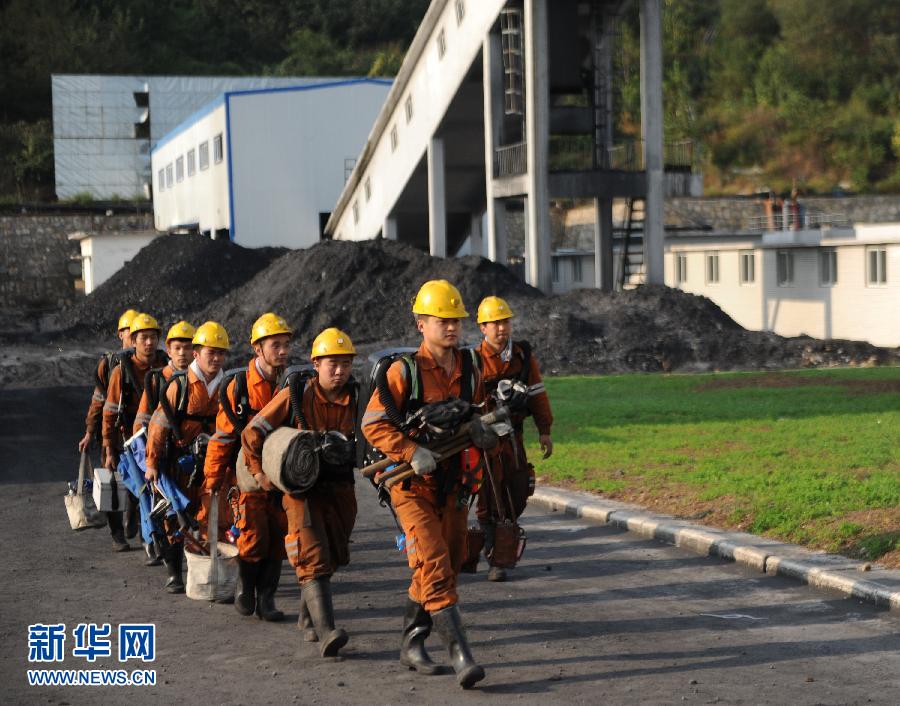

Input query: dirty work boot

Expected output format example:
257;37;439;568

109;512;130;552
431;605;485;689
124;493;139;539
163;544;185;594
487;566;507;582
399;598;446;675
143;542;163;567
301;577;348;657
255;559;285;622
235;559;260;616
297;594;318;642
480;521;495;562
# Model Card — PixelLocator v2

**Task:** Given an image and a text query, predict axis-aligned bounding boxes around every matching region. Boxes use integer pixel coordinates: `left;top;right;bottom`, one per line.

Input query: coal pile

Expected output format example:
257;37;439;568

510;285;893;374
65;234;285;335
197;238;540;354
195;239;894;373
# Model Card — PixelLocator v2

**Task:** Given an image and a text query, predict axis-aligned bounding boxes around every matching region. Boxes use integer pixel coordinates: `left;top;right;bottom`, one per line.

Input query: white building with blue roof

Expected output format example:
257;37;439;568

150;78;392;248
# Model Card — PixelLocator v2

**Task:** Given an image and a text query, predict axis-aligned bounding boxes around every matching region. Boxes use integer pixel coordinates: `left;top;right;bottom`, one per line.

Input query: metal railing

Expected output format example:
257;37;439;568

495;141;527;177
744;212;851;232
495;138;697;176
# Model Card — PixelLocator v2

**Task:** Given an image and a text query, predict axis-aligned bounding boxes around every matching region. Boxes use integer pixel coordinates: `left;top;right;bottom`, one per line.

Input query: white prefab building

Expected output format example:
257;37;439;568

150;79;392;248
664;223;900;348
52;75;344;200
69;230;160;294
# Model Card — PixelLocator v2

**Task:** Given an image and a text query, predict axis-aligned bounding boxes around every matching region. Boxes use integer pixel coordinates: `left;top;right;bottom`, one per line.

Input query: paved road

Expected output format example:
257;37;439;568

2;387;898;705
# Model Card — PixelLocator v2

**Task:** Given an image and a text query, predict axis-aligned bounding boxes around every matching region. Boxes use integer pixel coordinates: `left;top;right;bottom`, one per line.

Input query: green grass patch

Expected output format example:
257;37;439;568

523;367;900;563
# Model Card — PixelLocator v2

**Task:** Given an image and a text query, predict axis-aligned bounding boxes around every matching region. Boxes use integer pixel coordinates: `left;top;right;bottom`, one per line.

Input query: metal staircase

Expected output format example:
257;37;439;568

613;197;645;289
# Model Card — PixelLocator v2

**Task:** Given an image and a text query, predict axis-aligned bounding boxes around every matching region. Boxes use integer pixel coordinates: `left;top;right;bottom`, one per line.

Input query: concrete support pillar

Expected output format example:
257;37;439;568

524;0;552;292
640;0;665;284
427;137;447;258
469;213;484;258
383;215;398;241
593;197;614;291
487;198;508;264
482;33;505;263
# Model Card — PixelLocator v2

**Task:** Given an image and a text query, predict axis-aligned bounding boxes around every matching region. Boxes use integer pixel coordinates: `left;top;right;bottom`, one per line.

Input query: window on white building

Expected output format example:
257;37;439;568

437;28;447;59
187;149;196;177
213;133;223;163
165;163;173;188
552;258;559;282
777;250;794;286
675;253;687;284
706;252;720;284
158;168;165;192
364;177;372;202
573;257;583;283
866;246;887;285
405;95;413;123
819;248;837;285
390;124;398;152
740;251;755;284
352;200;359;224
175;156;184;182
199;141;209;170
455;0;465;25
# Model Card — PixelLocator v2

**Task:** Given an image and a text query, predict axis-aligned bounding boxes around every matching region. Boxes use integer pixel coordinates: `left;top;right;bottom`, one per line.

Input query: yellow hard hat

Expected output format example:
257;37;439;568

129;313;161;337
118;309;139;331
411;280;468;319
192;321;230;350
250;312;293;345
165;320;197;342
310;327;356;359
477;296;514;324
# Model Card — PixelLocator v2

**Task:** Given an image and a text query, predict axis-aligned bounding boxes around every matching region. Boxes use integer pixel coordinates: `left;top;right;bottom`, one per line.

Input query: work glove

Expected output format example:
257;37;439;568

469;416;500;450
410;446;437;476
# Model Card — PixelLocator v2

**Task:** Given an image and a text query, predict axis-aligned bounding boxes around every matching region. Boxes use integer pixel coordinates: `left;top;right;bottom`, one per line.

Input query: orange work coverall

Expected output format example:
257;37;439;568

84;354;114;447
362;343;485;612
474;340;552;522
102;351;167;455
145;366;219;541
133;364;176;433
204;360;285;561
243;379;358;584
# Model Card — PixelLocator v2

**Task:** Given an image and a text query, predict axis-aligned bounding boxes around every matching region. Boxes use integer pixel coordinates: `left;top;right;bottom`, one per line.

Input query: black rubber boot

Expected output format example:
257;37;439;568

255;559;285;622
399;598;446;675
301;577;348;657
124;493;139;539
163;543;185;594
235;559;260;616
431;605;485;689
297;595;318;642
109;512;130;552
143;542;163;567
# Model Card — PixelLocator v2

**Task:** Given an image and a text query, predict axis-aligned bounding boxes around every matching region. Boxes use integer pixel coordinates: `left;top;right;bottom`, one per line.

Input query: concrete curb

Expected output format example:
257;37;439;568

531;486;900;612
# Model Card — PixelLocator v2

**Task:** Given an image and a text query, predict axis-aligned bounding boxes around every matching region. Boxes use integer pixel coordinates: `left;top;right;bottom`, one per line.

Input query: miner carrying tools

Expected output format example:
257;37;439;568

202;313;292;619
144;321;229;593
133;321;196;434
473;296;553;582
241;327;359;657
101;312;168;552
362;280;488;689
77;308;137;457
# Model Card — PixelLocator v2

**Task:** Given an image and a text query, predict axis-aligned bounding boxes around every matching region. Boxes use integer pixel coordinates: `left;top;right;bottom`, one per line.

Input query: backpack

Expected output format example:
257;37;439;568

471;340;532;392
158;371;216;445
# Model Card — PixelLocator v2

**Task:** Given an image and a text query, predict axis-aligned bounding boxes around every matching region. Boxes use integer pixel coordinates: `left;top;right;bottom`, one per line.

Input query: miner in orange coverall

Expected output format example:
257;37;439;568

101;313;168;552
202;313;292;619
362;280;487;689
144;321;228;594
77;308;137;457
242;327;358;657
133;321;196;434
126;321;195;566
474;296;553;582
